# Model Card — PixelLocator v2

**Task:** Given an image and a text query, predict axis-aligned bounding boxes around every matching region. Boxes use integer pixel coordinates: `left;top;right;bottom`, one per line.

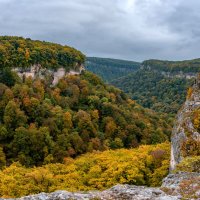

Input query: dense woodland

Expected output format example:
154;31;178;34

85;57;140;82
86;57;196;114
0;36;85;70
0;70;172;167
0;142;170;197
111;70;194;114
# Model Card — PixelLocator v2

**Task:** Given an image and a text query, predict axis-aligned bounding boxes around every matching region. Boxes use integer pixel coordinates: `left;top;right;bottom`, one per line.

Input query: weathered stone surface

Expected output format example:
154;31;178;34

2;184;181;200
12;64;85;85
161;172;200;199
162;172;200;189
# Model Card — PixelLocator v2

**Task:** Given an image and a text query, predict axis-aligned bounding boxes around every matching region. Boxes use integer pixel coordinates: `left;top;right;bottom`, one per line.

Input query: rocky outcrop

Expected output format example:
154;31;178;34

161;172;200;192
2;185;180;200
170;75;200;170
12;64;85;85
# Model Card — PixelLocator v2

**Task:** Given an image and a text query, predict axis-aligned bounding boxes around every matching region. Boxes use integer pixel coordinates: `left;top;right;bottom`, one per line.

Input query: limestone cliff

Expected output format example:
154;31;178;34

12;63;85;85
170;74;200;170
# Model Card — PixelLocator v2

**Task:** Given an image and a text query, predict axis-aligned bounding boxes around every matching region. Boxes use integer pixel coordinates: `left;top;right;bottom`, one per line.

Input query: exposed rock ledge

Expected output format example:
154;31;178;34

12;64;85;85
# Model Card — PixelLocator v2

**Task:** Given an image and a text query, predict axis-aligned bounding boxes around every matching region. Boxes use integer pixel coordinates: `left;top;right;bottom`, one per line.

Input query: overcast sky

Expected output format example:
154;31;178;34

0;0;200;61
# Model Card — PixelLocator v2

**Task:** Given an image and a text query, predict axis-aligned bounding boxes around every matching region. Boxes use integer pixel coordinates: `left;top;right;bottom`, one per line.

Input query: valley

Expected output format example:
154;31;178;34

0;37;199;200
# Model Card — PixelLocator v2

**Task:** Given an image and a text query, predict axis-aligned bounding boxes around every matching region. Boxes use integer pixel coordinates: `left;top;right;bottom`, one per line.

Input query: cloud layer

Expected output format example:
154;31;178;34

0;0;200;61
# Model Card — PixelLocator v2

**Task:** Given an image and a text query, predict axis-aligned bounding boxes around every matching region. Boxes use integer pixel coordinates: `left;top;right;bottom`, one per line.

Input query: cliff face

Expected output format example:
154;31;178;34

12;64;85;85
170;75;200;170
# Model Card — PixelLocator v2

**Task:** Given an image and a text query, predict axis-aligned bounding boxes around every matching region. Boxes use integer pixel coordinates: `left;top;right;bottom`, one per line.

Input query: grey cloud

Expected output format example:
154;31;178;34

0;0;200;61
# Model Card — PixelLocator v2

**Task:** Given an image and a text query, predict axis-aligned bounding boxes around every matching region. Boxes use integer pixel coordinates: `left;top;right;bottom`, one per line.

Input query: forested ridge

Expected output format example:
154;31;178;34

142;59;200;72
111;70;194;114
0;36;85;70
85;57;198;114
85;57;140;81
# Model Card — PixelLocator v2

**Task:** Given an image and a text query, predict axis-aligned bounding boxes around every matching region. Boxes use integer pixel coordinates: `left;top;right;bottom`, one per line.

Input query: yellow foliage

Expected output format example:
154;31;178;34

0;142;170;198
187;87;193;99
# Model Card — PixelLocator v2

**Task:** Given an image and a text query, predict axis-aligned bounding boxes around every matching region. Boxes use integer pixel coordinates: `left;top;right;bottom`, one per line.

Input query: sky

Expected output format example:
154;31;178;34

0;0;200;61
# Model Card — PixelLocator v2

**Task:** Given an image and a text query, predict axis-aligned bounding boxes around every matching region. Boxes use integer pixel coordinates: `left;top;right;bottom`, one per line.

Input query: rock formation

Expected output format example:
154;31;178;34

170;74;200;170
12;63;85;85
0;185;180;200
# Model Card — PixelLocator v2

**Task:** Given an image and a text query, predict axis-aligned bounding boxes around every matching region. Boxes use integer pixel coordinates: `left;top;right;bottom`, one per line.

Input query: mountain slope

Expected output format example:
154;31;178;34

170;75;200;170
85;57;198;115
0;71;172;167
1;78;199;199
111;69;193;114
85;57;140;82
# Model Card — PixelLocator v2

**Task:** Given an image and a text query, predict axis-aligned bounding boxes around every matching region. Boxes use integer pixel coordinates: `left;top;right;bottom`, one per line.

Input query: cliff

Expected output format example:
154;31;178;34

12;64;85;85
170;74;200;170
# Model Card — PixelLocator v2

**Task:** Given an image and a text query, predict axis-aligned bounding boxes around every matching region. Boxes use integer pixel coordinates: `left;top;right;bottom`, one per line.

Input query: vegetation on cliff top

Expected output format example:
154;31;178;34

0;36;85;70
142;59;200;72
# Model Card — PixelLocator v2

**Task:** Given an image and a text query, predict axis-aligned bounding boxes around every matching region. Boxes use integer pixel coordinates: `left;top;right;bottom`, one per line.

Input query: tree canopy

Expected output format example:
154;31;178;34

85;57;140;82
0;36;85;70
0;71;172;167
0;142;170;198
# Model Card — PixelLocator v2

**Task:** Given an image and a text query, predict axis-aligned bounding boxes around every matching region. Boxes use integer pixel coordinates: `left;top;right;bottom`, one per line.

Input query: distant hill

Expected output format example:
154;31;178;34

85;57;140;82
142;59;200;73
86;57;198;114
111;69;194;114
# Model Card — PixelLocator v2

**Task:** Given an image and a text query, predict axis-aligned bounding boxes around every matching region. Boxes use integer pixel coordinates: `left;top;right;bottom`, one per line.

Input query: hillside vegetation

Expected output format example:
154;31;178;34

111;70;193;114
0;70;172;167
85;57;140;82
0;36;85;70
0;142;170;198
85;57;197;114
